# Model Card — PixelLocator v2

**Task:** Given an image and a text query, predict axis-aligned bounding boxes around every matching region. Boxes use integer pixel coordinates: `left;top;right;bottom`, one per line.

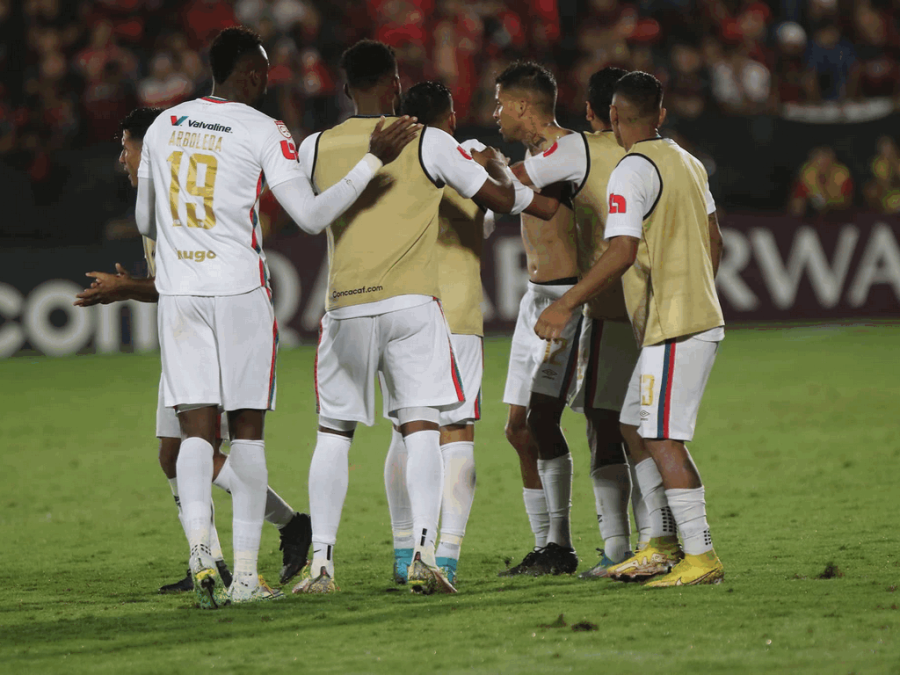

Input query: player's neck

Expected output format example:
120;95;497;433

590;121;613;133
522;119;568;154
624;127;660;152
209;84;251;106
353;92;396;117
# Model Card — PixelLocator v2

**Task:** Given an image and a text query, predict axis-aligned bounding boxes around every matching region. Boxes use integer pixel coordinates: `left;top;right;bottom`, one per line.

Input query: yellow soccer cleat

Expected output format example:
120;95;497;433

229;575;286;603
644;550;724;587
193;566;230;610
292;564;338;594
408;552;457;595
608;536;683;581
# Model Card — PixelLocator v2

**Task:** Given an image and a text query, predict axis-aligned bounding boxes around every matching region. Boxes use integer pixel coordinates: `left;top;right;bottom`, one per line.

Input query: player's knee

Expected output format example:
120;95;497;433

504;418;530;452
525;404;559;440
586;408;621;441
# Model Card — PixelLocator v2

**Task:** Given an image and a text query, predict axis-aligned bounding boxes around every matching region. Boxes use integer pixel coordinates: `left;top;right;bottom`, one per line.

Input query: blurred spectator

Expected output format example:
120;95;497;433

789;146;854;217
74;20;139;83
83;61;136;143
181;0;237;49
806;20;855;101
864;136;900;212
708;33;772;114
848;5;900;99
138;52;194;108
666;41;712;120
433;1;483;123
772;21;817;104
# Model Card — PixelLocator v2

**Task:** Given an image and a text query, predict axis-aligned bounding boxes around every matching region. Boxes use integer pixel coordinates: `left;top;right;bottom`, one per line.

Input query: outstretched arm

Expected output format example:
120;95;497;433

270;116;422;235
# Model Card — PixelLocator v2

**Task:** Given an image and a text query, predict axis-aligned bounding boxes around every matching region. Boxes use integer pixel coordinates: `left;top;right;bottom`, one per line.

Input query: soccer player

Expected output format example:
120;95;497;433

534;71;726;586
511;67;652;578
134;28;421;607
381;81;494;586
291;40;529;595
493;62;583;577
74;106;313;594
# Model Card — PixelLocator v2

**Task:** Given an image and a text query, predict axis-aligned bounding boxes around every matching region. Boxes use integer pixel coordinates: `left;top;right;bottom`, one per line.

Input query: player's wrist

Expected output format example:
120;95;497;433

362;153;383;174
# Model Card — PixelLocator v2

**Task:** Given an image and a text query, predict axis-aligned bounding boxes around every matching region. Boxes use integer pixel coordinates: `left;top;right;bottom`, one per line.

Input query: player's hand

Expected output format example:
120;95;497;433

368;115;422;165
74;263;132;307
471;147;509;168
534;299;573;341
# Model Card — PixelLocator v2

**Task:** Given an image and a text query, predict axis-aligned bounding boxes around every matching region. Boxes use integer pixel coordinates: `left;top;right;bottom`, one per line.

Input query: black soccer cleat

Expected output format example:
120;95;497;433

216;560;233;588
498;549;543;577
158;568;193;594
279;512;313;584
524;542;579;576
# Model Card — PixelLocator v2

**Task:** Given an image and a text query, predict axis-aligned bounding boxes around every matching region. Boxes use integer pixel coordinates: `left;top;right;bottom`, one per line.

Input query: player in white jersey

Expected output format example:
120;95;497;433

75;107;314;594
511;68;654;578
291;41;531;595
134;27;421;607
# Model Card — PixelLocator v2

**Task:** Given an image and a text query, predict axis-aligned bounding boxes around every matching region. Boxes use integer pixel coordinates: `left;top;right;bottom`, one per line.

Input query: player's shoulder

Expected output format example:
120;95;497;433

459;138;486;154
537;129;583;159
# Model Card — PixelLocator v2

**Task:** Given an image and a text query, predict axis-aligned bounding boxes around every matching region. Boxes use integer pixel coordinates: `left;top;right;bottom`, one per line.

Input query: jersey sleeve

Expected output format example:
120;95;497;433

705;183;716;215
604;156;659;240
521;133;587;189
256;119;306;190
137;122;155;180
297;132;320;181
420;127;490;199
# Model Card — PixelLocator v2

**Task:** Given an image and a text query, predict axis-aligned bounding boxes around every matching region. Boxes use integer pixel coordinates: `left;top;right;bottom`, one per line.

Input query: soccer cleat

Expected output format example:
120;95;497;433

158;568;193;594
408;552;457;595
292;564;338;594
192;566;230;609
644;551;724;588
216;560;233;588
578;549;631;580
608;536;683;581
229;575;286;603
523;543;578;576
435;556;458;586
393;548;413;584
498;549;543;577
279;512;313;584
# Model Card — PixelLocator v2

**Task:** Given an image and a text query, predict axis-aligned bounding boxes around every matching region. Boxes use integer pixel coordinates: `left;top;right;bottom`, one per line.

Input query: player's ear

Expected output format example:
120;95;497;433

343;82;351;101
659;107;667;129
585;101;595;121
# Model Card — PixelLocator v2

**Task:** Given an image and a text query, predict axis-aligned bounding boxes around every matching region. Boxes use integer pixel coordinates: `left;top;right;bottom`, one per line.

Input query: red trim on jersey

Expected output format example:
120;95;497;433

251;171;265;287
267;317;278;409
662;341;676;438
457;146;472;160
587;320;604;409
202;96;228;104
434;298;465;402
543;141;559;157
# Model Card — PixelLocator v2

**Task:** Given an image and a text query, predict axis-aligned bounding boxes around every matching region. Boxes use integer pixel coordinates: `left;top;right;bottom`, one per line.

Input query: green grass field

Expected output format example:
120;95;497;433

1;324;898;675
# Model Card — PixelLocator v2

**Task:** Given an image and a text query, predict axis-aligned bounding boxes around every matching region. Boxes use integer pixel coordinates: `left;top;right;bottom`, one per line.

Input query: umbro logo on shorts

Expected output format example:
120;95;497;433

541;368;557;379
640;410;650;419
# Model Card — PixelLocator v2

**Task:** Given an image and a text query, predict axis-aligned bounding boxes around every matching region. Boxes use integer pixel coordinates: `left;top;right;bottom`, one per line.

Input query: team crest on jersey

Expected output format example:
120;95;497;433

275;120;292;139
457;146;472;160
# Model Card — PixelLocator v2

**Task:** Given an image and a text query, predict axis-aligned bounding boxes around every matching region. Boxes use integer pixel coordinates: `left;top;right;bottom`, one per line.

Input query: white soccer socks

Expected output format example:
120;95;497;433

435;441;476;562
537;453;574;549
384;428;414;552
214;457;295;529
633;458;677;539
522;487;550;550
308;431;352;578
176;437;215;569
666;487;713;555
228;439;268;592
404;429;443;567
629;460;652;544
590;463;631;562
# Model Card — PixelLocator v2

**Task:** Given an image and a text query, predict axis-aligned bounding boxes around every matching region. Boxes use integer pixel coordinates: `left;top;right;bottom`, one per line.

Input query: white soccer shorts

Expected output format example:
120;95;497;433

569;318;639;414
315;299;464;426
158;287;277;412
502;281;582;407
380;333;483;426
155;375;229;439
619;333;720;442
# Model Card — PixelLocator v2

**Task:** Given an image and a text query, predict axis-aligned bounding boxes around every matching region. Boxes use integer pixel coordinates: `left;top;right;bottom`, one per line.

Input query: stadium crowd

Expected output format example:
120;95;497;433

2;0;899;223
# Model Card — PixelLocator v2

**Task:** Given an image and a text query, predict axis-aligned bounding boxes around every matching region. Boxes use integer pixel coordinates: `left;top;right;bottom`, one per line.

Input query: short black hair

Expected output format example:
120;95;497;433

209;26;263;85
495;61;557;112
119;107;163;141
401;81;452;125
340;39;397;90
588;67;628;124
613;71;663;119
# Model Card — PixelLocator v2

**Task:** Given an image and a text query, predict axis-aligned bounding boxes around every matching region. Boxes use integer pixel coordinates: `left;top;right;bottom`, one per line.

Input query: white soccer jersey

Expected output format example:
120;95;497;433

138;95;305;296
522;131;588;191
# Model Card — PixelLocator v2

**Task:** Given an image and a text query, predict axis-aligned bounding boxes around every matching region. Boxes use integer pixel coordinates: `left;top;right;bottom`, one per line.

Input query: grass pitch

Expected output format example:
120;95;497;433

1;324;898;675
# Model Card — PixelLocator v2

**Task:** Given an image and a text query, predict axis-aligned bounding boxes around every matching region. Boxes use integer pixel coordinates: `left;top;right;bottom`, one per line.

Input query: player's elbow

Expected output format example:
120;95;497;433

612;236;639;269
494;184;516;214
